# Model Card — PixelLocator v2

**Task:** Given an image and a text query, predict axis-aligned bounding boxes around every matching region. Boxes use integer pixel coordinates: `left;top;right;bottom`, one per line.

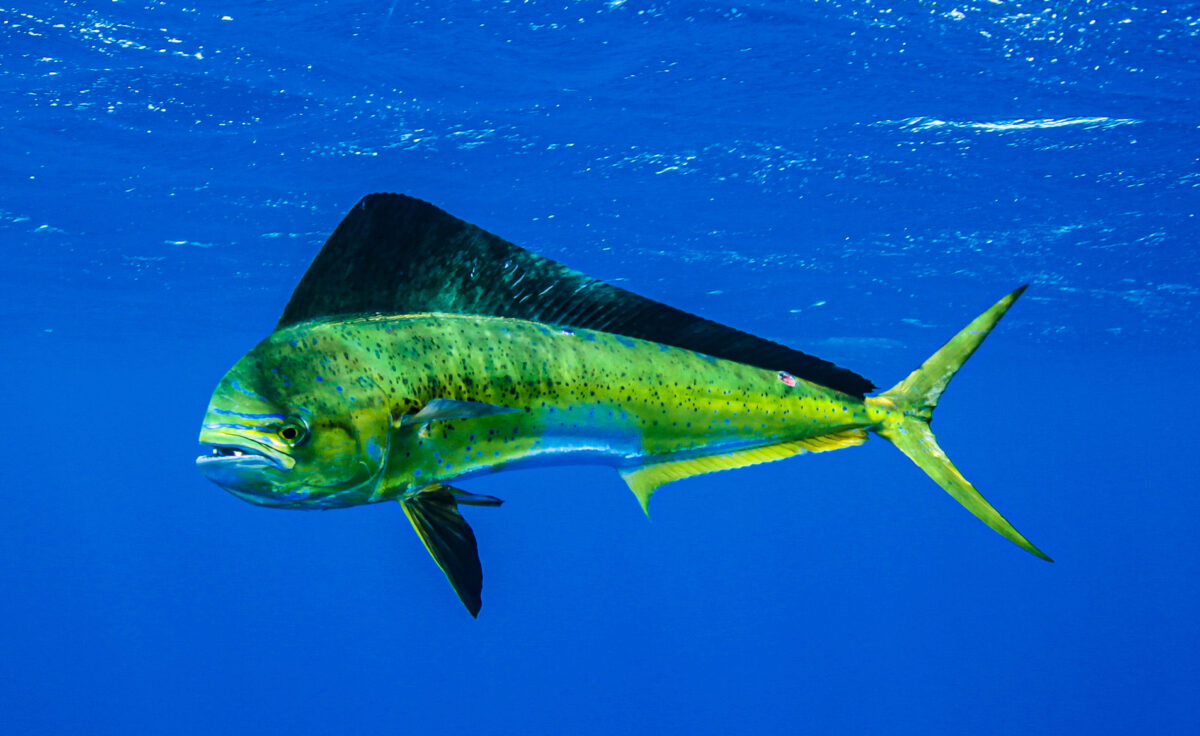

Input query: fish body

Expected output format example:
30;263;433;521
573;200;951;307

204;313;876;508
198;193;1051;615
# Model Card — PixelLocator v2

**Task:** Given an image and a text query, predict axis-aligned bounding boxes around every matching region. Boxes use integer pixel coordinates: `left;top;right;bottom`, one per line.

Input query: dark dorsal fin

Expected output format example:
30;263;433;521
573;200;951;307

278;193;874;397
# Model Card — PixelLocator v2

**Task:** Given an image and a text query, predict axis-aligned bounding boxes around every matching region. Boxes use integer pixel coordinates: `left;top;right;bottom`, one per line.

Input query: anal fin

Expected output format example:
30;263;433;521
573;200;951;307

400;484;501;617
619;431;867;516
795;428;868;453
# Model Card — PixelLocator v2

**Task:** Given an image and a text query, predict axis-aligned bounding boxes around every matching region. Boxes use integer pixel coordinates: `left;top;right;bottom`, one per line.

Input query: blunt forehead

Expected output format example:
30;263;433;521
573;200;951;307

213;359;284;413
215;343;313;413
238;327;382;410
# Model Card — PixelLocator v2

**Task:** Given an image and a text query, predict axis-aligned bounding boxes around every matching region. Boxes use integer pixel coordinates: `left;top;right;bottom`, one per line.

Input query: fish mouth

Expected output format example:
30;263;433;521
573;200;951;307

196;433;293;472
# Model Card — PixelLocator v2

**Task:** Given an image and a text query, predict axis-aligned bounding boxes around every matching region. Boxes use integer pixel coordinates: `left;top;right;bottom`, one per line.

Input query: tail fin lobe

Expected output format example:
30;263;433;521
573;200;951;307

885;284;1027;424
881;419;1052;561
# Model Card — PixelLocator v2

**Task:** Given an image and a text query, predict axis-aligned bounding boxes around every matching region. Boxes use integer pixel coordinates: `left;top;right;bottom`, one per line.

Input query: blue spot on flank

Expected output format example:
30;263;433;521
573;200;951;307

414;469;422;477
336;386;343;392
316;376;324;382
615;336;636;348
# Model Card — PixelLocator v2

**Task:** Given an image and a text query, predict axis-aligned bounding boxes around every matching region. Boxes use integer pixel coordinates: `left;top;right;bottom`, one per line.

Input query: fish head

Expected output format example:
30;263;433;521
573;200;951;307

197;334;390;509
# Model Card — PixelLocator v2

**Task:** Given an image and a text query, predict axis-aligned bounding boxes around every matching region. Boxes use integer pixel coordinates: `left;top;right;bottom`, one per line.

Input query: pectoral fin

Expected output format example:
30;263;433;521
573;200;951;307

400;484;501;617
448;489;504;507
399;398;520;428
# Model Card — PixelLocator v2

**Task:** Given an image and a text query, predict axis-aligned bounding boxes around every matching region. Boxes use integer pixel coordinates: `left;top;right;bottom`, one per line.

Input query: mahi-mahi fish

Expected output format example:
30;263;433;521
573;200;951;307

197;193;1051;615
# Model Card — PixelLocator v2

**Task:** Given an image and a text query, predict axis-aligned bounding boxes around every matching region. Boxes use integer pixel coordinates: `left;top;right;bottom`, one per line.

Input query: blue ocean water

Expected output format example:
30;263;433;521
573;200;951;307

3;1;1198;733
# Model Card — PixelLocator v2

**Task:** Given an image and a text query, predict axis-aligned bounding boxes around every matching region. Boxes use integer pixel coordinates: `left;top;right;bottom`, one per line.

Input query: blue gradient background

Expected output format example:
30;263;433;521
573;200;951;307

2;2;1197;734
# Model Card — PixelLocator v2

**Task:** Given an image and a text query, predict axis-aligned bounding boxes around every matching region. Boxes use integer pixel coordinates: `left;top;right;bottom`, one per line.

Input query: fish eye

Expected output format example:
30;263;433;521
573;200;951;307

279;416;310;445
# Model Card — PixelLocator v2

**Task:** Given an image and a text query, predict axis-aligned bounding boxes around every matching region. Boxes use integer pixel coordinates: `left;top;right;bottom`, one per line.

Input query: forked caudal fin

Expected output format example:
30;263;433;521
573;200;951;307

868;286;1052;562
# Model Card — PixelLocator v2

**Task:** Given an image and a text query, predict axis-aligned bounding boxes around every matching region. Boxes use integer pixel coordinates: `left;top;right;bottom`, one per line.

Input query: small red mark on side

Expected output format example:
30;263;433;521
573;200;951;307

778;371;797;387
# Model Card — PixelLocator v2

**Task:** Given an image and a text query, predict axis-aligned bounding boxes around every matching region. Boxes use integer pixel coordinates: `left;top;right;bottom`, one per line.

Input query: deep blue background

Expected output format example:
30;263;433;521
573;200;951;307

3;1;1198;734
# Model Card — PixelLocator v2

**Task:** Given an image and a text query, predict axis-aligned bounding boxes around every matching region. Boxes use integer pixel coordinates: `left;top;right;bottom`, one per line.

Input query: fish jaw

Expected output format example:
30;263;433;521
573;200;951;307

197;427;295;470
196;426;301;507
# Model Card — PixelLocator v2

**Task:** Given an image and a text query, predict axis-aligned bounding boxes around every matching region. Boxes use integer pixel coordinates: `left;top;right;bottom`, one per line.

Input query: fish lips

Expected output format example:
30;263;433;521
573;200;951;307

196;432;294;489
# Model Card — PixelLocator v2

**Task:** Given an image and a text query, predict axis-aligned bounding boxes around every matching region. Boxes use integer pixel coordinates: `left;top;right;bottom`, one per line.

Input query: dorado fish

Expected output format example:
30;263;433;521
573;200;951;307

197;193;1051;616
